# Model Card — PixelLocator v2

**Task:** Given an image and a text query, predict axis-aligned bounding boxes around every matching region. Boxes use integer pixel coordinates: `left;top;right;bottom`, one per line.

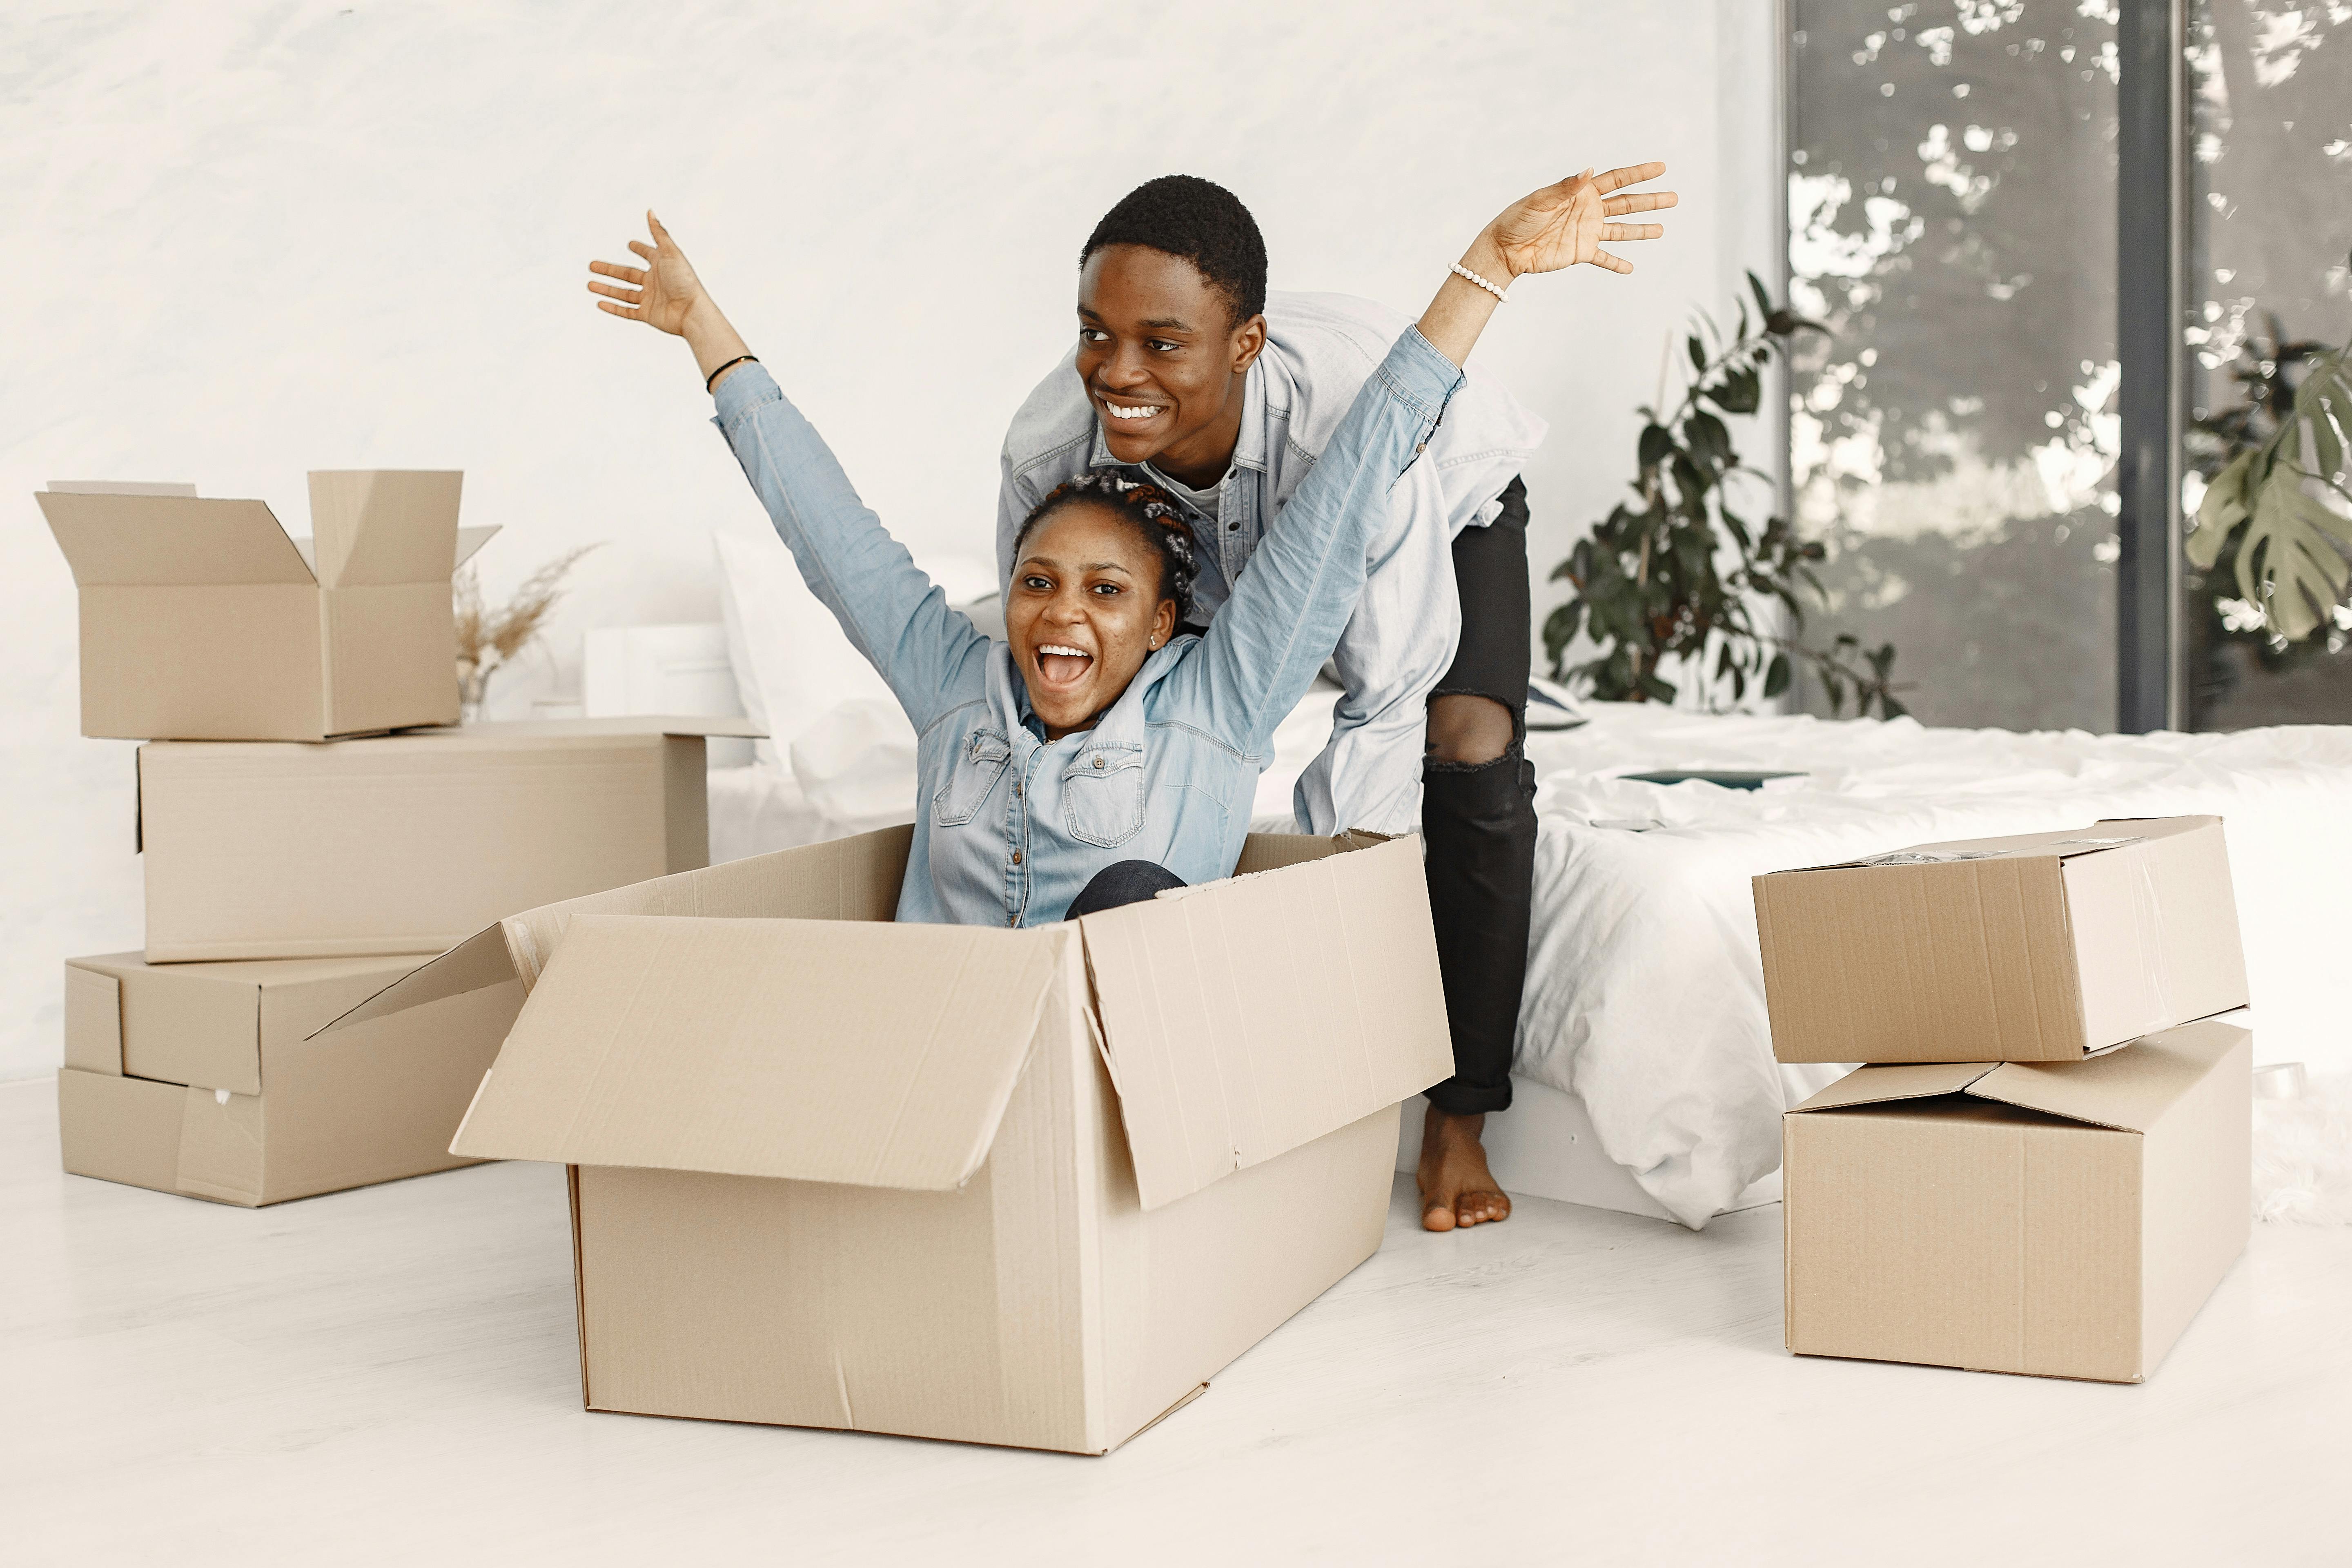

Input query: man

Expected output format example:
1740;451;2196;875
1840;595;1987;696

996;170;1674;1231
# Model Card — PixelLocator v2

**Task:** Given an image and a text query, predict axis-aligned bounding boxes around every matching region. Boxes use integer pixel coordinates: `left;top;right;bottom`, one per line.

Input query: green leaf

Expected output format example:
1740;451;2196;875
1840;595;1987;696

1763;653;1791;698
1748;269;1774;321
1685;410;1734;473
2233;472;2352;641
1708;366;1762;415
1687;335;1708;374
1638;423;1674;471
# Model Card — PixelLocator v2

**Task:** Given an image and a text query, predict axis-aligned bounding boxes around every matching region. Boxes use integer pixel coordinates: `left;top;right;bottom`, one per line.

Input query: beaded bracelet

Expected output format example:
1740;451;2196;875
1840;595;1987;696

1449;261;1509;302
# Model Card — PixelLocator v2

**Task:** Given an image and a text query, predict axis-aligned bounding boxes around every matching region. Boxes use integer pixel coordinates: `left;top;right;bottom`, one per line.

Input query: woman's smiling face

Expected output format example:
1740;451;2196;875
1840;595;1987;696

1005;501;1178;739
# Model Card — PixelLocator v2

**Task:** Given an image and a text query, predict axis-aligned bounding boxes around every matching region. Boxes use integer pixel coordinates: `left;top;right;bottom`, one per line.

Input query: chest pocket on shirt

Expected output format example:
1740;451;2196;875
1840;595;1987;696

1062;740;1146;847
933;728;1013;826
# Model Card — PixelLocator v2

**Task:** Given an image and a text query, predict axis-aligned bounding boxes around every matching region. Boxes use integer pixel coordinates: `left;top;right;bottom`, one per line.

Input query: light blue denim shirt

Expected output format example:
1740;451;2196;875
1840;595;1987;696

997;291;1548;837
713;327;1465;927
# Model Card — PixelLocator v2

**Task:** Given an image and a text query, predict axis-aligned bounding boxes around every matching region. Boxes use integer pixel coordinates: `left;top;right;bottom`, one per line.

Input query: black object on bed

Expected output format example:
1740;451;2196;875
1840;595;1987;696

1619;769;1806;790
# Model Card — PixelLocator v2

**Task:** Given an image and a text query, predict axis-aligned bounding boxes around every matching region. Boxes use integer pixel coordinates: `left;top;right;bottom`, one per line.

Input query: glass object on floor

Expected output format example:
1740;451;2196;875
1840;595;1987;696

1788;0;2119;731
2182;1;2352;730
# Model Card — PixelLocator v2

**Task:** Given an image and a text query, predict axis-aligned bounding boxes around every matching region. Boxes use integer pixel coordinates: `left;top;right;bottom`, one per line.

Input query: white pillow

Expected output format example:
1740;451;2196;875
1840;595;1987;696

713;529;995;768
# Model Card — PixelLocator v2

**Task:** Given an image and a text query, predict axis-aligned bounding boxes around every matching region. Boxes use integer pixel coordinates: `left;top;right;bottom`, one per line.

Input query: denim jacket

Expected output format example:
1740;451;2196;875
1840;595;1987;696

996;291;1547;836
714;327;1465;927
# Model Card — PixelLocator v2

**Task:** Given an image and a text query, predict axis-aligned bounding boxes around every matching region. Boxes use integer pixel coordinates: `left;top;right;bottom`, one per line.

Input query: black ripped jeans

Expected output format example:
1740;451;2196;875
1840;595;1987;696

1421;476;1537;1116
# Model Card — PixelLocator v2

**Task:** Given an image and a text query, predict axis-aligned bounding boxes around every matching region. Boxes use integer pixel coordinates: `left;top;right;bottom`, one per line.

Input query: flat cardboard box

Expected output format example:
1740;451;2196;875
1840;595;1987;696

38;473;498;741
321;825;1451;1453
1753;816;2248;1063
1782;1019;2251;1383
58;950;522;1206
136;716;760;962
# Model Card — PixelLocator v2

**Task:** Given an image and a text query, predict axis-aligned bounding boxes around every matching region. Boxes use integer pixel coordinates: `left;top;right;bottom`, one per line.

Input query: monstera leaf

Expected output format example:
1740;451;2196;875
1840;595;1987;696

2186;344;2352;641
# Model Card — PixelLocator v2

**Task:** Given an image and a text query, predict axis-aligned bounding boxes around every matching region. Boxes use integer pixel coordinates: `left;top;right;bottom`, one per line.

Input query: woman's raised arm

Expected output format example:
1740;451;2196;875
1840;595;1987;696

586;214;991;732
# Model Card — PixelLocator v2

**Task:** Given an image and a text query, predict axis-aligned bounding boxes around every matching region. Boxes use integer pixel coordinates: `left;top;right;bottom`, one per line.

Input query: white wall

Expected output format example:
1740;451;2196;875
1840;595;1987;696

0;0;1779;1081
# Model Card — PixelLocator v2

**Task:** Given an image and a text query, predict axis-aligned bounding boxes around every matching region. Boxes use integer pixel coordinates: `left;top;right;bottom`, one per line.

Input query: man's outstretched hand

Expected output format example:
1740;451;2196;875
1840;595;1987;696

587;211;708;335
1486;162;1676;278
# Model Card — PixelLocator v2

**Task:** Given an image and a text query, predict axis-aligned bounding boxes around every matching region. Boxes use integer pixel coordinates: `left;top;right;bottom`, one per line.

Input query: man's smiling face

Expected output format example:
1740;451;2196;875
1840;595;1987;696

1075;244;1267;486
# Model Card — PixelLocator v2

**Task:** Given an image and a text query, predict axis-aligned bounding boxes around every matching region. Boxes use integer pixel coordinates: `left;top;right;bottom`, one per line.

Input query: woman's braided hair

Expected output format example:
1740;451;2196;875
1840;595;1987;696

1011;470;1201;625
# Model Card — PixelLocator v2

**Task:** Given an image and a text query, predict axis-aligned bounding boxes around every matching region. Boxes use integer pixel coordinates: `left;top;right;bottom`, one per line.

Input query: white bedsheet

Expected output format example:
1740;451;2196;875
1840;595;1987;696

708;697;2352;1229
1516;706;2352;1226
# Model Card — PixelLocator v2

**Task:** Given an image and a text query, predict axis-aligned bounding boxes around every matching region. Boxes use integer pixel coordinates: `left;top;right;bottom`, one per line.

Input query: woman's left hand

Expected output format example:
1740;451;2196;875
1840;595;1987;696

1484;163;1676;278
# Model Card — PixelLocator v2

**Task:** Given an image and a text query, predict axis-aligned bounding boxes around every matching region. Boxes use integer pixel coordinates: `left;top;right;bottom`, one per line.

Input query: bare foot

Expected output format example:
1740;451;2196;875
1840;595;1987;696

1415;1104;1512;1232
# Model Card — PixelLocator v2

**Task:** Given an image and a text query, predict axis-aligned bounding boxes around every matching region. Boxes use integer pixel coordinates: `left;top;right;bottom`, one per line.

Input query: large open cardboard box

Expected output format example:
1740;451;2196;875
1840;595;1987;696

1782;1018;2251;1383
320;825;1450;1453
58;950;521;1206
38;473;497;741
1753;816;2247;1064
136;716;760;962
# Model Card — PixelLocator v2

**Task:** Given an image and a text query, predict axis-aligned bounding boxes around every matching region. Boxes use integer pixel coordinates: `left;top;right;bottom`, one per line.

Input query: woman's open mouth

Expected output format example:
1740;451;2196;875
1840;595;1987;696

1033;643;1095;689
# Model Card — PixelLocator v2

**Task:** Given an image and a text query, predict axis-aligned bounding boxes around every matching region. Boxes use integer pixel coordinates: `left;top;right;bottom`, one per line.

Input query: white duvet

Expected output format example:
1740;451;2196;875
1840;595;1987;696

711;698;2352;1229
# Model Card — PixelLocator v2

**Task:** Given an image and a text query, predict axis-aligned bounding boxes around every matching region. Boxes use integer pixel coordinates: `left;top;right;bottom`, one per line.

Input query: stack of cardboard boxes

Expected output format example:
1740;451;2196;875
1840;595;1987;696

1754;816;2254;1383
39;474;753;1206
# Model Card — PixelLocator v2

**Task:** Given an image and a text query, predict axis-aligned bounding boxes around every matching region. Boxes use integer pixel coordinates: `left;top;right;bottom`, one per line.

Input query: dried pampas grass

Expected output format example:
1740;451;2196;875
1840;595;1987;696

454;544;599;719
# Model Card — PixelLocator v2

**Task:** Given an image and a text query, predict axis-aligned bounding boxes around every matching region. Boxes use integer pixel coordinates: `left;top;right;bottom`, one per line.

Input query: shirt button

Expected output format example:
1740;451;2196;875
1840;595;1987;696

1415;441;1427;453
1011;849;1022;865
1092;755;1105;769
1227;521;1240;531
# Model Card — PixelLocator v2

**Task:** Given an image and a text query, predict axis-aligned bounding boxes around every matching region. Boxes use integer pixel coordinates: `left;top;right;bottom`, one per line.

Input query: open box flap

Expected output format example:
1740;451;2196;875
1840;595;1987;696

305;470;463;588
1079;834;1452;1211
1963;1018;2251;1133
1789;1060;1998;1114
1779;817;2218;875
448;914;1059;1189
38;492;316;586
309;825;915;1037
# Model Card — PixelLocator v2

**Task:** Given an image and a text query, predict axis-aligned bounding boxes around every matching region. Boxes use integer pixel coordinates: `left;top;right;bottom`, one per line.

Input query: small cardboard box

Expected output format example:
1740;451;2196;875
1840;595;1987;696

321;825;1450;1453
1782;1018;2251;1383
38;474;497;741
58;950;521;1206
1753;816;2247;1064
136;716;760;962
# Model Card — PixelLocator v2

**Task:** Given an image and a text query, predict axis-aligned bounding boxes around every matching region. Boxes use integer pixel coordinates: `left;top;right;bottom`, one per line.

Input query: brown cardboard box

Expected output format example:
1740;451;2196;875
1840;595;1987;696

321;824;1451;1453
38;474;497;741
1782;1018;2251;1383
58;951;522;1206
136;716;760;962
1753;816;2248;1064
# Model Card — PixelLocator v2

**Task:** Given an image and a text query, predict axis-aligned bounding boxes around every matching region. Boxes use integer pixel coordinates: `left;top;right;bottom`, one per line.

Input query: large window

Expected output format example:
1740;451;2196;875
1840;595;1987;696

2182;0;2352;729
1788;1;2121;731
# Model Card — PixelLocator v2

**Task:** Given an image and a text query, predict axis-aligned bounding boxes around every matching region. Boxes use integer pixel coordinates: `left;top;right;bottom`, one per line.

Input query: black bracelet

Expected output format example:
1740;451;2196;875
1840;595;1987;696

706;353;757;392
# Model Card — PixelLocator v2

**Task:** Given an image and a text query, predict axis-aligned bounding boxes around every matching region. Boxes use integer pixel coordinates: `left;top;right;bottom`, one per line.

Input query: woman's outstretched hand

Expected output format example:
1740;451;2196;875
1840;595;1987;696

586;212;755;390
587;211;709;333
1486;162;1675;278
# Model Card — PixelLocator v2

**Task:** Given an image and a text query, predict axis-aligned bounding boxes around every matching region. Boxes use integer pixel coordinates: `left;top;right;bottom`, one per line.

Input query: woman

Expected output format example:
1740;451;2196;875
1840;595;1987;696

586;169;1662;926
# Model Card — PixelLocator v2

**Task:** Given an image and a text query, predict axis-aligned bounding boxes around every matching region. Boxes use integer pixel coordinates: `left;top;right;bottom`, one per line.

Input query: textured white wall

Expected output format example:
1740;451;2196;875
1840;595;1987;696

0;0;1779;1080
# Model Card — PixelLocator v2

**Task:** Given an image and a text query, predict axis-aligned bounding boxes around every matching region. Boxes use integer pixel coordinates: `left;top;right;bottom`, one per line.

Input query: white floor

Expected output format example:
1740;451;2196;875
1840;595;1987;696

4;1078;2347;1566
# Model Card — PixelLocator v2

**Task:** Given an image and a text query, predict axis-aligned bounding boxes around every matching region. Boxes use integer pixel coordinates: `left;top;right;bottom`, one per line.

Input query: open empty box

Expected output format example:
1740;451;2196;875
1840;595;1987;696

1753;816;2248;1064
38;473;496;741
321;825;1450;1453
58;950;521;1206
1782;1018;2251;1383
136;717;760;962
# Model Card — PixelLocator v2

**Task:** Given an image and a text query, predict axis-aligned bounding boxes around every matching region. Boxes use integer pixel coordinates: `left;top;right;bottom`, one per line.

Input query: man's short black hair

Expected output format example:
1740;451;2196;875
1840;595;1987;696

1081;174;1267;327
